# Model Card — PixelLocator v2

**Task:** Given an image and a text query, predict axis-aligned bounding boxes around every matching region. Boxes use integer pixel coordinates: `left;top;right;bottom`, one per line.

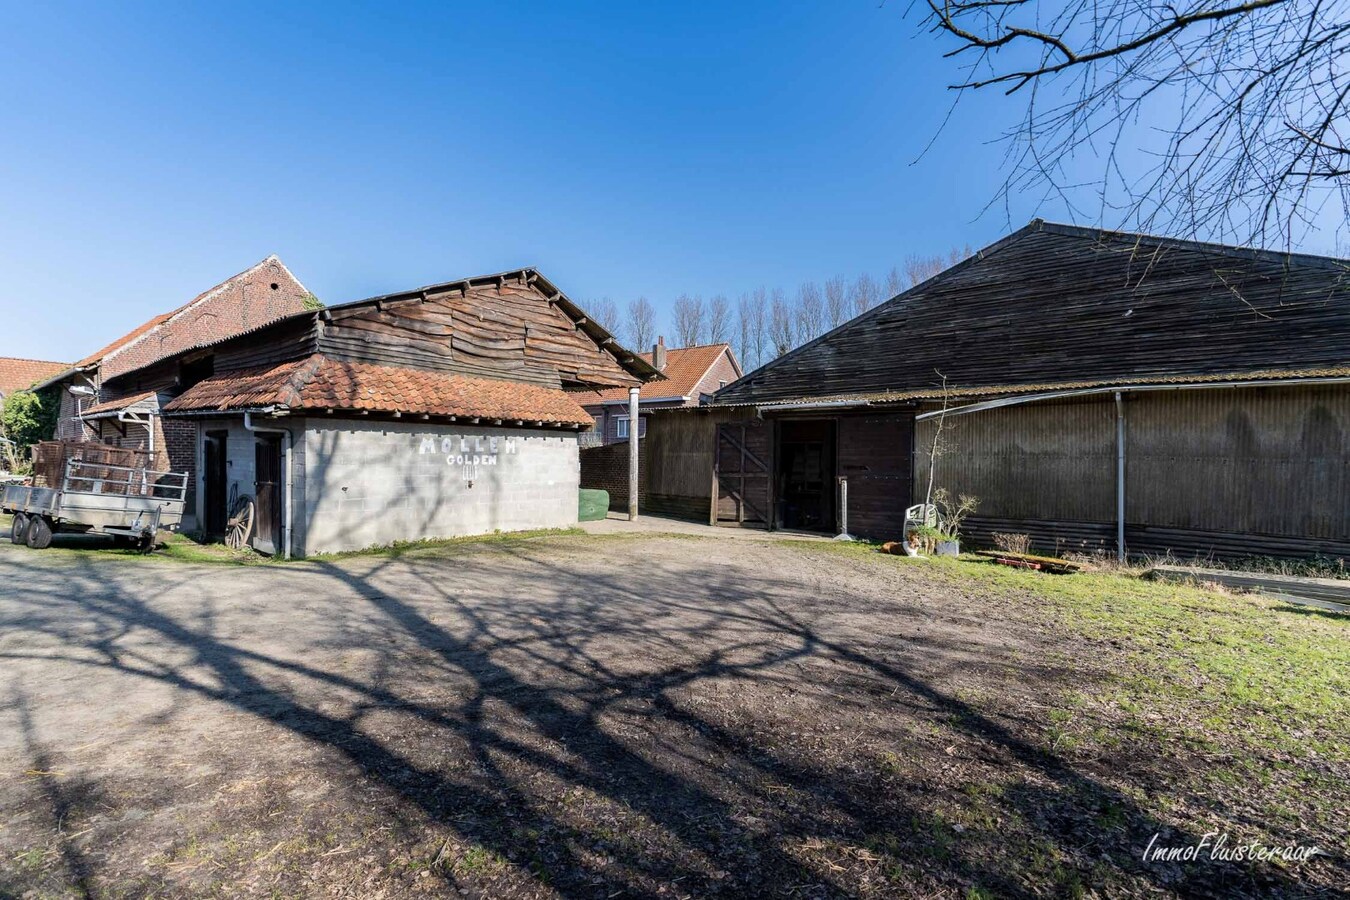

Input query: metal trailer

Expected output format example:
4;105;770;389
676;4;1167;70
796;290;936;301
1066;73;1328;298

3;458;188;552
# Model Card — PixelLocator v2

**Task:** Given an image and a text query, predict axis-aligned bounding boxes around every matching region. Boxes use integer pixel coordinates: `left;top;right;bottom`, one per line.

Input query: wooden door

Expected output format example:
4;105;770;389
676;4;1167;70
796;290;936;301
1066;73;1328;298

254;435;282;555
714;420;770;525
204;431;228;535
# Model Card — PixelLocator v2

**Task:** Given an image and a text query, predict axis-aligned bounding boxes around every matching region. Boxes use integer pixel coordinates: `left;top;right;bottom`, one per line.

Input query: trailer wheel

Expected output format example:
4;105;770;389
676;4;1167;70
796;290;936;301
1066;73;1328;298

25;516;52;550
10;513;29;545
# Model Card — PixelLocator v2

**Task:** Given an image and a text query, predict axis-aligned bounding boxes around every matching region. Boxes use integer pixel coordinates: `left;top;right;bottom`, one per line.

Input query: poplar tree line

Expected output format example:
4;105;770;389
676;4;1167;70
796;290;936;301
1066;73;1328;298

583;247;970;372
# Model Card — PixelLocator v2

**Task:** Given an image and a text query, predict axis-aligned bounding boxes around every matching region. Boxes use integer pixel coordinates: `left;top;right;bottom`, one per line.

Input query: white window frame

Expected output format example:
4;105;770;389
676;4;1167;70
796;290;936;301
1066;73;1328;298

615;416;647;439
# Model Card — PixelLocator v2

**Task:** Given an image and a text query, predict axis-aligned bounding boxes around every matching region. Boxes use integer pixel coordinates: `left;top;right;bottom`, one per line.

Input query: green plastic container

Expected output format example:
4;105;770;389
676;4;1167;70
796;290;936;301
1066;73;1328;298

578;489;610;522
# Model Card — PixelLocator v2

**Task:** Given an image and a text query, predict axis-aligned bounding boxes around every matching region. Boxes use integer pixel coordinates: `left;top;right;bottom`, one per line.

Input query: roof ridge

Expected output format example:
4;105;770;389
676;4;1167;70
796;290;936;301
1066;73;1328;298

1034;219;1350;269
102;255;287;366
0;356;67;365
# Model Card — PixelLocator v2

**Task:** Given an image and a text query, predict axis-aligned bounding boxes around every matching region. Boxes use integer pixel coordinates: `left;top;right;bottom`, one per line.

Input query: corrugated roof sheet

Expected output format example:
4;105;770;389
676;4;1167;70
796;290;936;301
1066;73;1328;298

163;355;596;426
82;390;164;418
710;366;1350;407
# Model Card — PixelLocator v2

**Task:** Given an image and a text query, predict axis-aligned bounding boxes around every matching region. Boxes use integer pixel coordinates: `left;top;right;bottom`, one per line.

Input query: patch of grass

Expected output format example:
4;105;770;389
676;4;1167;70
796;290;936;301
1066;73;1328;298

3;526;586;567
307;527;585;562
837;546;1350;836
451;845;507;875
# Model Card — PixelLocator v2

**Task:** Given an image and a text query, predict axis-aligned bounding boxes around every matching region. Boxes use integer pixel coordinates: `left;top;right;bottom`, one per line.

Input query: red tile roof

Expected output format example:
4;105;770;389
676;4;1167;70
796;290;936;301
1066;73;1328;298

74;256;312;380
77;313;175;368
0;357;69;395
163;355;596;426
580;344;735;403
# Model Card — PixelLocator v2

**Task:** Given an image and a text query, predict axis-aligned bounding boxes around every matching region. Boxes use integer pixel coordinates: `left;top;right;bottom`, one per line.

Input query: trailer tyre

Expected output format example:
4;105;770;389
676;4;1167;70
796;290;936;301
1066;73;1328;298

25;516;52;550
11;513;29;545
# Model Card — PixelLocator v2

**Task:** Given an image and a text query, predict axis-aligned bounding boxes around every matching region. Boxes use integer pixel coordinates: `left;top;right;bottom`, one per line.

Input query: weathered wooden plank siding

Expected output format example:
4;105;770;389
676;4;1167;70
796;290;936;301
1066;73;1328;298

641;408;758;520
836;412;914;537
318;281;638;389
916;385;1350;556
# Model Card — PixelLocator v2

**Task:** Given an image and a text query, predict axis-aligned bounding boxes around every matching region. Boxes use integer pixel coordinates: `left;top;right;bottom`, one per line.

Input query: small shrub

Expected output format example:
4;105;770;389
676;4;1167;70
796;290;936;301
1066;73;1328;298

992;532;1032;555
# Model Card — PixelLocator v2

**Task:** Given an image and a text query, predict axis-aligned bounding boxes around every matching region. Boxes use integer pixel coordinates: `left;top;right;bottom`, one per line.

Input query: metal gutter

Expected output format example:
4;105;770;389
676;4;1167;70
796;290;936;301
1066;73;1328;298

914;376;1350;420
597;395;687;406
755;399;873;413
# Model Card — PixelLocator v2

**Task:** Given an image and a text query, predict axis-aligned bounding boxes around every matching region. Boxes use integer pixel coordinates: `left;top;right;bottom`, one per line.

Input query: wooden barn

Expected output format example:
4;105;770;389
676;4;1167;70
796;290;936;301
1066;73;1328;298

79;269;656;556
654;220;1350;561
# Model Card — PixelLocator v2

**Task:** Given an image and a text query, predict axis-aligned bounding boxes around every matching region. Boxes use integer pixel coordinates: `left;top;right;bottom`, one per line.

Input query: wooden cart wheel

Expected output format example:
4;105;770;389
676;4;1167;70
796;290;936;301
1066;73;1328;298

225;496;255;551
11;513;29;545
25;516;52;550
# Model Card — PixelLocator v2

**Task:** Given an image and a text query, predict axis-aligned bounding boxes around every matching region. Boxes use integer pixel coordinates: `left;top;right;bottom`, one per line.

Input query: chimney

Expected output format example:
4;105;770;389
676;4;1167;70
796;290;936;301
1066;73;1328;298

653;335;667;373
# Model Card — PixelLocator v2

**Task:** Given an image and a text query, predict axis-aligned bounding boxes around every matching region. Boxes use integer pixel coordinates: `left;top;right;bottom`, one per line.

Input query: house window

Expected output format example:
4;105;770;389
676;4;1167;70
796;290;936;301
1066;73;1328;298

615;416;647;439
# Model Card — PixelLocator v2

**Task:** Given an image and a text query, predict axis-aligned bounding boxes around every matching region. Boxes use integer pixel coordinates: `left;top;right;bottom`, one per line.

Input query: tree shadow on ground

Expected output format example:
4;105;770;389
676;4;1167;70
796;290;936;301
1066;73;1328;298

0;538;1328;898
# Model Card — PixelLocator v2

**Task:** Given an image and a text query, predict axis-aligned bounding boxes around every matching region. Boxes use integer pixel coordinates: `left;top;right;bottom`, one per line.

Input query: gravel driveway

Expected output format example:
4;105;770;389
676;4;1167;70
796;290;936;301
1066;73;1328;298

0;532;1331;898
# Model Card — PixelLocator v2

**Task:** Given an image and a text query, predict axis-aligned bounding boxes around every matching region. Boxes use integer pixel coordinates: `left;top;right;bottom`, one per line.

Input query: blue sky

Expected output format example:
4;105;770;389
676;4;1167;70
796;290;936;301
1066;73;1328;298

0;2;1267;361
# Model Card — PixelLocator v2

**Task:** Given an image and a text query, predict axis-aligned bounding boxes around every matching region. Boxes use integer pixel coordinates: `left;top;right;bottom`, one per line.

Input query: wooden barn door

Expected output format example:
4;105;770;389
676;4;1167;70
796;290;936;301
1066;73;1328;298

254;435;283;555
713;420;770;525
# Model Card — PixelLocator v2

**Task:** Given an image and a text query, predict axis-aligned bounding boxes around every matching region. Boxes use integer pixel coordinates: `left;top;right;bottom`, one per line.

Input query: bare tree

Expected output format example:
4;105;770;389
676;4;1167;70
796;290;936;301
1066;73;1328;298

906;245;978;287
904;254;947;287
706;294;731;343
671;294;706;346
918;0;1350;247
795;281;825;343
587;297;620;334
824;275;849;328
739;288;769;369
850;273;880;316
884;266;904;299
624;296;657;350
769;288;796;357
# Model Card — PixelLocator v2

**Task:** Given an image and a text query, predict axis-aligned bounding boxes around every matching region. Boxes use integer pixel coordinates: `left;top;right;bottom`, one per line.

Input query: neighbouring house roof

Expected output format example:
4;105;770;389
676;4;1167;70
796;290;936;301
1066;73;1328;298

162;354;597;427
36;255;312;389
715;219;1350;407
579;343;738;404
0;357;68;396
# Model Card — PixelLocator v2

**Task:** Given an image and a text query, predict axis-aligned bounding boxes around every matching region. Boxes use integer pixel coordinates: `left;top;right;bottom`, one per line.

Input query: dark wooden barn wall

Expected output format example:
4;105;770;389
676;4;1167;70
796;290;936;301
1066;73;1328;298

836;412;914;537
216;317;320;370
914;385;1350;559
642;408;758;521
317;281;639;390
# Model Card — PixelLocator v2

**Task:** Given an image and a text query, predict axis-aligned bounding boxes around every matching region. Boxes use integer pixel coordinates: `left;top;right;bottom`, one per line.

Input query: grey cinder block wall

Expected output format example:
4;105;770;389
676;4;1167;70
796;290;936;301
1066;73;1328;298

298;419;579;555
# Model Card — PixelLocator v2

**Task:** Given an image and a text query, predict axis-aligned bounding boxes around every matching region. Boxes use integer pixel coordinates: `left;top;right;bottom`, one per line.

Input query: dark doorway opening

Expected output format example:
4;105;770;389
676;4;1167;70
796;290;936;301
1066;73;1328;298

776;419;836;532
204;430;229;537
254;434;283;555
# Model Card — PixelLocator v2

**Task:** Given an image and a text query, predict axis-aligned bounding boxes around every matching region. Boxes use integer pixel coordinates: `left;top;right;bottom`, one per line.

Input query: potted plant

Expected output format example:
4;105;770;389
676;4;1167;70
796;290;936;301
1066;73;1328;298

931;488;978;558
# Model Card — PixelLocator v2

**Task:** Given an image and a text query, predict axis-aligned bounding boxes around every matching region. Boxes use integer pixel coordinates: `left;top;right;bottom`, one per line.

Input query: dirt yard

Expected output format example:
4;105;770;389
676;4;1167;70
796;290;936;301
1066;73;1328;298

0;530;1344;898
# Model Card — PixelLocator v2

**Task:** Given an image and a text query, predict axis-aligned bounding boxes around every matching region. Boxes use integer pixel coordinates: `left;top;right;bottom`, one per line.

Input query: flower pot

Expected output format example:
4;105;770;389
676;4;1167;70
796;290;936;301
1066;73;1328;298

936;540;960;557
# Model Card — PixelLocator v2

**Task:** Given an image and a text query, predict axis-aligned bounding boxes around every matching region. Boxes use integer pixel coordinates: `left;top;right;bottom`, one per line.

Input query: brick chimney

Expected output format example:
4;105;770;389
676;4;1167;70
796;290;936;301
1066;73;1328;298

653;335;667;372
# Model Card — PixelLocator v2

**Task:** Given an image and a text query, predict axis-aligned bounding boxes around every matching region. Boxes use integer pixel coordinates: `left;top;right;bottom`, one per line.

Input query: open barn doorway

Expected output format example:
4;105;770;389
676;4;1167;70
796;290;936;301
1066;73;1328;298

776;419;836;532
203;430;229;537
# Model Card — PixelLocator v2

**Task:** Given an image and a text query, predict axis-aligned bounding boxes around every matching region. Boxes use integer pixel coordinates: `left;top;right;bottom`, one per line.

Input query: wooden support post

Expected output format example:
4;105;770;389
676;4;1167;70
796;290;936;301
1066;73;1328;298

628;386;640;521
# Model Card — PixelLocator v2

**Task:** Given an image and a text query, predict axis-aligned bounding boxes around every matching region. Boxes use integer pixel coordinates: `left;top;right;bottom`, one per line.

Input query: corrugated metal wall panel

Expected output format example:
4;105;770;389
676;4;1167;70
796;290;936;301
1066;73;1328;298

914;398;1115;521
916;385;1350;554
1128;386;1349;538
